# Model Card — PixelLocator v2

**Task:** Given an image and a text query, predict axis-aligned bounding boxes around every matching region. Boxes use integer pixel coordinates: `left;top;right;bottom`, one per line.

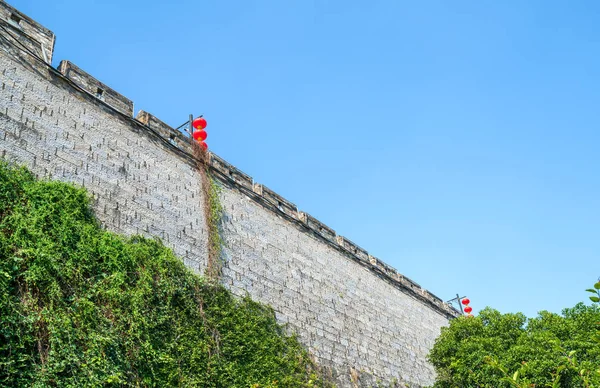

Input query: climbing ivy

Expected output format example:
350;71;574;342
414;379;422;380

206;176;224;280
0;161;332;387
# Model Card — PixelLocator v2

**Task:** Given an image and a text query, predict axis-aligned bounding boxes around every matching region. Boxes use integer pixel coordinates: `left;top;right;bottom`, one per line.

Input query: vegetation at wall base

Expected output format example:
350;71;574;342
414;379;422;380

428;303;600;387
0;162;331;387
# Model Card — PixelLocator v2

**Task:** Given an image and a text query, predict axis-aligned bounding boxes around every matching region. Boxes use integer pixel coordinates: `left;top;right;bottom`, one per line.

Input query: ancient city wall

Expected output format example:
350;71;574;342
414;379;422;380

0;2;458;386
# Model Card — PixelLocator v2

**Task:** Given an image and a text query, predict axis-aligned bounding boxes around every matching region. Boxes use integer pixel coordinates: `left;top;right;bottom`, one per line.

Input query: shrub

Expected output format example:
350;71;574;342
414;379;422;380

428;304;600;387
0;162;329;387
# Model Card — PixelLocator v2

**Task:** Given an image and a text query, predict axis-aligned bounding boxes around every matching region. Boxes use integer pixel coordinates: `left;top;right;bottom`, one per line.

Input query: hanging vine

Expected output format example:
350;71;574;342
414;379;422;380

192;141;224;281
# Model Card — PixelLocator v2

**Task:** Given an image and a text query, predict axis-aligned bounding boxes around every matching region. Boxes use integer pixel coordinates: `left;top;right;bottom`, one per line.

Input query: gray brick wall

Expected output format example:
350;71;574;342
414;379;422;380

0;5;458;386
0;48;209;271
218;183;450;387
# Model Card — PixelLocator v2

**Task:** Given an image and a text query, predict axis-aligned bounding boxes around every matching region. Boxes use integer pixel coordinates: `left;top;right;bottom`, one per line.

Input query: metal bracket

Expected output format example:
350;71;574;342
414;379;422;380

41;43;49;63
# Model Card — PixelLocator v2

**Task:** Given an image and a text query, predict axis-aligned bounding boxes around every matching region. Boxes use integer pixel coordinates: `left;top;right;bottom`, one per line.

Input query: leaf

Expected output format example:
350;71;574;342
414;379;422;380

586;289;598;293
590;296;600;303
513;371;519;381
595;282;600;290
0;163;330;387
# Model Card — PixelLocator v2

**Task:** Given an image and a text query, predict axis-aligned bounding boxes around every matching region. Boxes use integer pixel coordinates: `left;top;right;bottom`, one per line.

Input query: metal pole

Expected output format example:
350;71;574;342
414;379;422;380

456;293;464;314
189;114;193;137
446;293;465;314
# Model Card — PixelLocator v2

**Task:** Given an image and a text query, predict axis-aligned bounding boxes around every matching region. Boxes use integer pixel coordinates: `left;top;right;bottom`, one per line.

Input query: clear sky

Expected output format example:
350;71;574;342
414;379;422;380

11;0;600;318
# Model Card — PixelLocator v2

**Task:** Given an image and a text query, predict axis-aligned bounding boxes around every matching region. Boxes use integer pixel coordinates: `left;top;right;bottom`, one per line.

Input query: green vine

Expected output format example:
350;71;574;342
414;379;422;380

0;161;333;387
206;175;224;280
190;138;225;280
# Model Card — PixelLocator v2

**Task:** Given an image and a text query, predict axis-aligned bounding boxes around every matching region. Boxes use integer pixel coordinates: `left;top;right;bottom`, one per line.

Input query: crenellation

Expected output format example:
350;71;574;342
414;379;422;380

299;211;337;244
209;152;253;191
398;274;421;291
57;60;134;117
336;235;370;264
368;254;400;280
0;1;54;64
229;166;253;190
423;289;442;303
207;152;232;177
135;110;191;153
255;183;299;219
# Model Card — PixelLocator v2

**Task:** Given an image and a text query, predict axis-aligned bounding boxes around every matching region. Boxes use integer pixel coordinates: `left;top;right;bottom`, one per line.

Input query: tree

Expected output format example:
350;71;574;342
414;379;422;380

428;299;600;387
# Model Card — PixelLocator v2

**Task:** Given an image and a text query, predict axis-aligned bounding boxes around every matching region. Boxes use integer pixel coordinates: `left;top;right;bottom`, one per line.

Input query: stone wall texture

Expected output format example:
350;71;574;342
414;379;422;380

0;2;458;386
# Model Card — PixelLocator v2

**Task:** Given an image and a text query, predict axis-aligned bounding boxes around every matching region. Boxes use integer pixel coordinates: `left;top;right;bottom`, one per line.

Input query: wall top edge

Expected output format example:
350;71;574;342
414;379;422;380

1;1;54;37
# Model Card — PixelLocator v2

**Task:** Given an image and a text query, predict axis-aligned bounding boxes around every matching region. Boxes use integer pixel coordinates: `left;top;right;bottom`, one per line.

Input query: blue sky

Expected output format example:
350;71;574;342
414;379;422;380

11;0;600;317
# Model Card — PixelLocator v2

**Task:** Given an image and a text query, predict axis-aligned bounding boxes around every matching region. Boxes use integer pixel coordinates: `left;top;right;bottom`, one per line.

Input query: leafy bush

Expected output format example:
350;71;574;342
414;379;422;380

428;304;600;387
0;162;329;387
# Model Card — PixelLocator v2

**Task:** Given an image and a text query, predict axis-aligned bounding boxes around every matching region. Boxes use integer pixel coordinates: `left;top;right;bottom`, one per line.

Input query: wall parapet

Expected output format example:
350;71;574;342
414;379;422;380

58;60;133;116
135;110;191;152
212;157;459;319
0;1;54;64
253;183;299;220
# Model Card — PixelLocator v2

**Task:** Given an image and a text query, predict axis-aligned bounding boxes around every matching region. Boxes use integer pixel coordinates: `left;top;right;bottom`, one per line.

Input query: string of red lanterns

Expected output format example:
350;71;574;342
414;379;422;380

461;298;473;317
192;116;208;150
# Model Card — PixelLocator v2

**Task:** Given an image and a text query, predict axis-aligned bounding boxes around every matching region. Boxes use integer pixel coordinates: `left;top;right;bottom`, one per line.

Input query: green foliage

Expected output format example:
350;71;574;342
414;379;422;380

428;305;600;387
586;281;600;346
0;162;331;387
586;282;600;304
205;176;224;279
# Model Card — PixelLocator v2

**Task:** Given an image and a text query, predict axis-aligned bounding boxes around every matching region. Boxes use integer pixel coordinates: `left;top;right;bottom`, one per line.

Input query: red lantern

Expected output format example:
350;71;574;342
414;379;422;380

199;141;208;151
193;130;207;141
464;306;473;314
461;298;470;305
193;117;207;130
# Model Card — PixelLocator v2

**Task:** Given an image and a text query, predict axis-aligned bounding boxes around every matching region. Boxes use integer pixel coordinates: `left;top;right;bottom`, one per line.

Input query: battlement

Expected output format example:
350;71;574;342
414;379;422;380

58;60;134;116
0;3;459;386
0;0;54;64
135;110;191;152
